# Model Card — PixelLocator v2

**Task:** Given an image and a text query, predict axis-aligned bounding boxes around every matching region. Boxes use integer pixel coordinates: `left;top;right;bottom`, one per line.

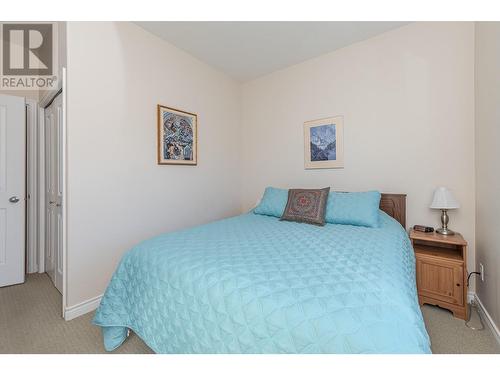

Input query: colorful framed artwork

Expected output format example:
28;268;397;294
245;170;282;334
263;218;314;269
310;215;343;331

304;116;344;169
157;105;197;165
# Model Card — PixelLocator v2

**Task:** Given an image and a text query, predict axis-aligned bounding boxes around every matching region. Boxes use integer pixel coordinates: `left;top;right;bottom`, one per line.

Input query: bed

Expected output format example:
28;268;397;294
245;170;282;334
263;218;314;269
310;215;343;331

93;193;431;353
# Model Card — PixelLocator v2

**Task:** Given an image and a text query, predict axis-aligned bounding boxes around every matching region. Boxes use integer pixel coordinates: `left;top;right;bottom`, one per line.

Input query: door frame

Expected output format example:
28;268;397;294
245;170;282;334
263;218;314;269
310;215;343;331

61;67;68;318
26;98;38;274
37;104;45;273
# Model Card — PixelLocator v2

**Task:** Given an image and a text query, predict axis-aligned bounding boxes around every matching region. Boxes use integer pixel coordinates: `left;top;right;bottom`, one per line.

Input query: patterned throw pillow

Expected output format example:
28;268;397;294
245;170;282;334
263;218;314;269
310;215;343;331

280;188;330;226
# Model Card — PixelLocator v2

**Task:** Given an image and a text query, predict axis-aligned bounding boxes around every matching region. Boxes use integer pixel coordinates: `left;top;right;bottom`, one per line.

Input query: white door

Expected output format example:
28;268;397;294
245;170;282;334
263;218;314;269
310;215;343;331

0;94;26;287
44;94;63;293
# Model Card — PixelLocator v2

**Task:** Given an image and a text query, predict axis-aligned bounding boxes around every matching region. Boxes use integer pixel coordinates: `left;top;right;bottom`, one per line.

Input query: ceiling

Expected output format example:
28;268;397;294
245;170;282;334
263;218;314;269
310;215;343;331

136;22;409;82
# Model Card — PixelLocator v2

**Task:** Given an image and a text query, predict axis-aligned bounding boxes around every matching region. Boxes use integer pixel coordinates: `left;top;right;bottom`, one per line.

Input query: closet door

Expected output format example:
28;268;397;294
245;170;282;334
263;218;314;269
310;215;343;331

44;94;63;293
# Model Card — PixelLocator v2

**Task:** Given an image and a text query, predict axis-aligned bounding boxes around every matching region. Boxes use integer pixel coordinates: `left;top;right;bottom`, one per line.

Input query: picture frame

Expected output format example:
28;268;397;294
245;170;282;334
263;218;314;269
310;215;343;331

157;104;198;165
304;116;344;169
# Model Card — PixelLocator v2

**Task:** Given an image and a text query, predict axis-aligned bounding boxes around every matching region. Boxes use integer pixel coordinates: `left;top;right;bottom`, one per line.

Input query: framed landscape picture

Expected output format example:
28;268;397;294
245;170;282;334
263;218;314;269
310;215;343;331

157;105;197;165
304;116;344;169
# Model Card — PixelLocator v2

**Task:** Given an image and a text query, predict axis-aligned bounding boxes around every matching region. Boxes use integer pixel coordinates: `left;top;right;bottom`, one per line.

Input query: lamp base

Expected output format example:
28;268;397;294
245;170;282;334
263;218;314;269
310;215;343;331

436;209;455;235
436;227;455;236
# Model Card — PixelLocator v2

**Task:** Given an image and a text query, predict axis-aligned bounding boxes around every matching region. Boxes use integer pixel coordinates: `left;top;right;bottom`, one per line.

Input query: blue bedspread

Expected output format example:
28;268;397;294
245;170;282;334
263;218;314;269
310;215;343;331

93;211;431;353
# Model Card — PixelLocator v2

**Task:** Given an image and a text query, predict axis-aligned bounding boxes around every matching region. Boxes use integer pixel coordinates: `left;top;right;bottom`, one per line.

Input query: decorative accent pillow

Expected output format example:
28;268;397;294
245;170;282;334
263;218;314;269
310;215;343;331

325;191;381;227
254;187;288;217
280;188;330;226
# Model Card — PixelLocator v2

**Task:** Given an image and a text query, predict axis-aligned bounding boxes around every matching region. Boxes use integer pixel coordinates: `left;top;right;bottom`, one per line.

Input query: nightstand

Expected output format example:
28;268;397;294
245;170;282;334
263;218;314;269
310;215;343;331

410;229;468;320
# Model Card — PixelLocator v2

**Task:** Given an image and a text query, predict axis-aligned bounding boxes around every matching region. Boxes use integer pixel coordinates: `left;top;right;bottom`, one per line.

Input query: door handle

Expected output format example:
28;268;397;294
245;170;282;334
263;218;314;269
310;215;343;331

9;196;20;203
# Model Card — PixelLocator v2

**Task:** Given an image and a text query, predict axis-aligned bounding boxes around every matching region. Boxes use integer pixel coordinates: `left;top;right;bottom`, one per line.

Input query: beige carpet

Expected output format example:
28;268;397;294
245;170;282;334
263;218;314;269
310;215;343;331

0;273;152;354
422;304;499;354
1;273;499;354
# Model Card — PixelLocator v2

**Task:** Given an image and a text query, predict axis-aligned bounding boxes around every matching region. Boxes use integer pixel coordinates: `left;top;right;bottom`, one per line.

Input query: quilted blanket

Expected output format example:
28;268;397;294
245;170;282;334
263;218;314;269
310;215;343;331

93;211;431;353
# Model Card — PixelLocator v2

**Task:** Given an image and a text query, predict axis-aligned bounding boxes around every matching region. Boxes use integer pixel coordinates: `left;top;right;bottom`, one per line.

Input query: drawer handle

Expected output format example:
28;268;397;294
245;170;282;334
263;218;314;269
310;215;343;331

456;283;461;287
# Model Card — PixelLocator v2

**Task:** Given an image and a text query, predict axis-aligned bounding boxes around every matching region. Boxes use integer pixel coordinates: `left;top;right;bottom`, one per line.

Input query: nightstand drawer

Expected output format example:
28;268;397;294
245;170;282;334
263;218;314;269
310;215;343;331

416;255;464;306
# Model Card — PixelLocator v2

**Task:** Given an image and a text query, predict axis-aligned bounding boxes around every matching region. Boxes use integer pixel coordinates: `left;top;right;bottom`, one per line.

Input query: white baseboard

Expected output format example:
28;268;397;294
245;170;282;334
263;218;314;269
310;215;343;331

64;294;102;321
471;293;500;346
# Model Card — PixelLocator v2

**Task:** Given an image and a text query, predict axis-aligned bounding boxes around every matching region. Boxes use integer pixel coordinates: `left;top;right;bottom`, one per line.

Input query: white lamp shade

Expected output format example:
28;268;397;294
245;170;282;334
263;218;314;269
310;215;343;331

430;187;460;209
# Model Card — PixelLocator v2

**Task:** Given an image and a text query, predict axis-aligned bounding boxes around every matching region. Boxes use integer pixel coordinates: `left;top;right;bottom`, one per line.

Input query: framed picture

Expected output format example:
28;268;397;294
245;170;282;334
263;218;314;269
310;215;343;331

304;116;344;169
157;105;197;165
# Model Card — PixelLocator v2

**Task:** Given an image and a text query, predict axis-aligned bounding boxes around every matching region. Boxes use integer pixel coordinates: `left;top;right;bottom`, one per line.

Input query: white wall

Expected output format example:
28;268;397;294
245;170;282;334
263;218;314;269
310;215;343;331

39;21;67;102
240;22;476;272
475;22;500;329
66;22;241;307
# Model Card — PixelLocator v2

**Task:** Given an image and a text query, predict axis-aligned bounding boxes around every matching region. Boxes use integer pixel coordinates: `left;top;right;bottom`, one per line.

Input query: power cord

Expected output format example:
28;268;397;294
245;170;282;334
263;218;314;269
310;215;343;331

467;271;480;286
465;271;484;331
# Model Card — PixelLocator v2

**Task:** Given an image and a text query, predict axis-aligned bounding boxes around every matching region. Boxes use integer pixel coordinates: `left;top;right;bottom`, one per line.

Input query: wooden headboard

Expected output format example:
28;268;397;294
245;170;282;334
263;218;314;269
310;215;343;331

380;193;406;228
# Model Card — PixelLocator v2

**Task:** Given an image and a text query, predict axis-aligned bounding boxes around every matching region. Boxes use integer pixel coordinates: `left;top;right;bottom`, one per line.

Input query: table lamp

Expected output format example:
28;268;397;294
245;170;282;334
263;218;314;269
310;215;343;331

430;187;460;235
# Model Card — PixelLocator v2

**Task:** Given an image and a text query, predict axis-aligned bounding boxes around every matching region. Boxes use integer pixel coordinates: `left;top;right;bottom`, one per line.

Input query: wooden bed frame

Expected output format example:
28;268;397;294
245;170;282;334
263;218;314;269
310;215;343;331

380;193;406;228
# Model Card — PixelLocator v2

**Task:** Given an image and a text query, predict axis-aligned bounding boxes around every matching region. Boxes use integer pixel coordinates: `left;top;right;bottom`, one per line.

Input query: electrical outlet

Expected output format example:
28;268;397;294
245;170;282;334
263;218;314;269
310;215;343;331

479;263;485;282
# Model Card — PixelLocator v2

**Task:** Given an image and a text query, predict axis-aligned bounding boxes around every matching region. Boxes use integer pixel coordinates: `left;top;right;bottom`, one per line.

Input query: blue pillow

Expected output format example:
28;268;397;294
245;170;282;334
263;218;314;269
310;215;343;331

325;191;381;227
254;187;288;217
